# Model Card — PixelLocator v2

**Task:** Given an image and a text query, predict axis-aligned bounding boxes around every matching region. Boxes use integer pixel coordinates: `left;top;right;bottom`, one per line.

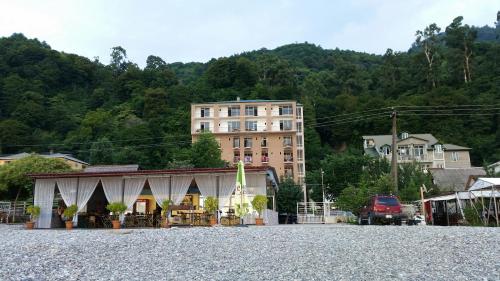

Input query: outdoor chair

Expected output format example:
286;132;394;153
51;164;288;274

124;216;135;228
101;216;112;228
88;216;96;228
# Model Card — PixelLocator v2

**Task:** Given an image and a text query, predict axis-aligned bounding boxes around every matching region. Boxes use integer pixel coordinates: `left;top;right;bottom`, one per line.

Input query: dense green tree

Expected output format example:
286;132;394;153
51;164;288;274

190;132;226;168
276;178;303;223
0;155;71;200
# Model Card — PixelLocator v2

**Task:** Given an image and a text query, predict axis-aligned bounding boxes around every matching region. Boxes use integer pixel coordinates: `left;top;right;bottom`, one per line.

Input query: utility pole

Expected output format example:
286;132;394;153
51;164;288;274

321;169;325;223
391;109;398;192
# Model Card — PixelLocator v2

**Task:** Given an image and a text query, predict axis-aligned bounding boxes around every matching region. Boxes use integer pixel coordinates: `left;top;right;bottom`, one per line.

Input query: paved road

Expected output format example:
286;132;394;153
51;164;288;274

0;224;498;280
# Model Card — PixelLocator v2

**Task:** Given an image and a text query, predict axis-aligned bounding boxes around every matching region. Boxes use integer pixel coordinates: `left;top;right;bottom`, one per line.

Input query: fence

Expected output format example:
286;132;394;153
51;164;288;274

0;201;29;223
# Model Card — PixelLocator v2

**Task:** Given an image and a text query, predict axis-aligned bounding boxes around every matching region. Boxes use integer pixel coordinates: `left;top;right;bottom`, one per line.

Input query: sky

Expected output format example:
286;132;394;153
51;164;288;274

0;0;497;67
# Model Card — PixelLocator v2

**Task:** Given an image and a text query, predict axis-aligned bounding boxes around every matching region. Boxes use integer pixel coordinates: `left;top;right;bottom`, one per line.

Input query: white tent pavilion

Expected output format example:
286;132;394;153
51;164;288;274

29;166;279;228
468;178;500;226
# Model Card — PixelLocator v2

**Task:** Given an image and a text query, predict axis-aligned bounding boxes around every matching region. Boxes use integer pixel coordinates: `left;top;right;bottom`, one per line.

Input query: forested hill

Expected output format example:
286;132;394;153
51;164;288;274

0;16;499;173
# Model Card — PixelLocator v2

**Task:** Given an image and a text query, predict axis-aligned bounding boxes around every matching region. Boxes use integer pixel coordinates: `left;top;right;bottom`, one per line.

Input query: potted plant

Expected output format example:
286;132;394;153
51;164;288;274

161;199;173;228
26;205;40;229
106;202;127;229
251;195;268;226
63;204;78;230
204;196;218;226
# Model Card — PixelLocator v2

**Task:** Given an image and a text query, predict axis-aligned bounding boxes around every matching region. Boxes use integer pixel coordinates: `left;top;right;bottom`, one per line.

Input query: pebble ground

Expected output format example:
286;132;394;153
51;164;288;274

0;224;498;280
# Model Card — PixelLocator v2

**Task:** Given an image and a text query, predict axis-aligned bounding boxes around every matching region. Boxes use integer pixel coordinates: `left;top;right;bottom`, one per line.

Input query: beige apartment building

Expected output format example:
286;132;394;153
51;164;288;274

191;99;305;184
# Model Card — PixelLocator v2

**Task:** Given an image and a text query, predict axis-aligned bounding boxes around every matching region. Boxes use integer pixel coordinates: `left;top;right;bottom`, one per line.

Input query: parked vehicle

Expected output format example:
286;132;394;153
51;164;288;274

358;195;404;225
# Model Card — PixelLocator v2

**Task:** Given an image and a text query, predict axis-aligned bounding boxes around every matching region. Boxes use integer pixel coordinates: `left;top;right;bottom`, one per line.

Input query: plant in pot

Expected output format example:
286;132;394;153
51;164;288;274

26;205;40;229
106;202;127;229
63;204;78;230
161;199;173;228
251;195;268;226
204;196;218;226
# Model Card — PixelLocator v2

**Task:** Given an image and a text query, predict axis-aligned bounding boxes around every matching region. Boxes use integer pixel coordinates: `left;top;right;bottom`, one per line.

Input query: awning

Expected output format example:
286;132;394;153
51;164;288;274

424;190;500;202
468;178;500;191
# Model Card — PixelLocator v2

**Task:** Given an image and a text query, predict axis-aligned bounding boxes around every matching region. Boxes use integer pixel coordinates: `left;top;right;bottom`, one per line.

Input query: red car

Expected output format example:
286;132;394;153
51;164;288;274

358;195;403;225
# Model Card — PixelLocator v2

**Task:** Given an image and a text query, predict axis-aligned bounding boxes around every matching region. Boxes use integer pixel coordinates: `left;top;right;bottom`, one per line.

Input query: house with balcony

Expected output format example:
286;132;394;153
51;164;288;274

362;132;472;169
191;99;305;187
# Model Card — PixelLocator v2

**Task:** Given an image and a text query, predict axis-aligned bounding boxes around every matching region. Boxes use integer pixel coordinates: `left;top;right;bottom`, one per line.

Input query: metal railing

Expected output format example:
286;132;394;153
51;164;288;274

0;201;29;223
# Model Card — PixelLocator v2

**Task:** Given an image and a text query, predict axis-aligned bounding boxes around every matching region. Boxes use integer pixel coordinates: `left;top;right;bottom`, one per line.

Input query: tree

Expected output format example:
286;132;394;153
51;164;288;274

110;46;128;75
276;178;302;223
190;132;226;168
89;137;114;165
415;23;441;88
0;155;71;200
445;17;477;83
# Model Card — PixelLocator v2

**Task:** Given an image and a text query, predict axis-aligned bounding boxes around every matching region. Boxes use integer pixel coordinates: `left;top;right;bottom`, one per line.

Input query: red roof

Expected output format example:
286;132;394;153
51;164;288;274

28;166;273;179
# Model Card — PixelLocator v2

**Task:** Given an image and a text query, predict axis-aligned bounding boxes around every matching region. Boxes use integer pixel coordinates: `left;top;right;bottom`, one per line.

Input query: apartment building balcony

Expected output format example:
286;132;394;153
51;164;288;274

284;156;293;163
244;156;253;164
397;154;430;162
233;156;240;163
261;156;269;163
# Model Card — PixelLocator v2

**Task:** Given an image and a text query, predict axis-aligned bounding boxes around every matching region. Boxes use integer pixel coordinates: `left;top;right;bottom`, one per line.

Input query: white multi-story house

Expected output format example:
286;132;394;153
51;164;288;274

362;132;472;169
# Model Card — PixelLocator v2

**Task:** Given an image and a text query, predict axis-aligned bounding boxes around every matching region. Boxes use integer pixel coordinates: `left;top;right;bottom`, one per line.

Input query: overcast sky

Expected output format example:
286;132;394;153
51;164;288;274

0;0;497;67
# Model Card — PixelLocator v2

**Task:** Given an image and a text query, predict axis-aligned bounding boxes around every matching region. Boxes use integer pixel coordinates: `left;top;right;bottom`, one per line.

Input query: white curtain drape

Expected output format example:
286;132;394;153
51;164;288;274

123;177;146;208
56;178;79;225
57;178;78;207
194;175;217;198
101;177;123;203
219;174;236;210
76;177;100;213
245;173;267;196
33;179;56;228
148;177;170;206
171;175;193;204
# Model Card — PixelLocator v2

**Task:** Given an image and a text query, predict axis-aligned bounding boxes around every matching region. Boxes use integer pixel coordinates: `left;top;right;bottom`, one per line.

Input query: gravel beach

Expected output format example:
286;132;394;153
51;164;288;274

0;224;498;281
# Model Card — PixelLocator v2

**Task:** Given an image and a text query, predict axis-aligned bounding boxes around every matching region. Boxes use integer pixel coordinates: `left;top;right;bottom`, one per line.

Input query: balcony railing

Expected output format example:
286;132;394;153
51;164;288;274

244;156;253;164
233;157;240;163
261;156;269;163
397;154;428;161
284;156;293;163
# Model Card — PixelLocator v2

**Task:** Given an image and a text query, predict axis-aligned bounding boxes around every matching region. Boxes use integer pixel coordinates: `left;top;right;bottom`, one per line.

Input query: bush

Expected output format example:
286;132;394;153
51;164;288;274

251;195;268;218
204;196;218;215
106;202;127;220
26;205;40;221
463;202;483;226
161;199;172;217
63;204;78;220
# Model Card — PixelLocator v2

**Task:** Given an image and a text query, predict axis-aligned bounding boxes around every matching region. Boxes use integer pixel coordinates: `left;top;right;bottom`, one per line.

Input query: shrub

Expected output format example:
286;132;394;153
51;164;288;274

26;205;40;221
161;199;172;217
463;202;483;226
63;204;78;220
204;196;218;215
251;195;268;218
106;202;127;220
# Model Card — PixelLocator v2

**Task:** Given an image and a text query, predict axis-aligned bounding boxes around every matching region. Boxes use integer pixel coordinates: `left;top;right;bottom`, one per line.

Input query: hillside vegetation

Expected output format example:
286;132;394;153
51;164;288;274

0;15;499;178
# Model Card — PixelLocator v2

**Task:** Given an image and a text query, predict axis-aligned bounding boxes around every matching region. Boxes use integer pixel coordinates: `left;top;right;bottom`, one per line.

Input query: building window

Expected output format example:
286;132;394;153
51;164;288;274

296;107;302;118
245;106;258;116
382;146;391;155
228;106;240;117
228;121;240;132
296;122;302;133
401;132;409;139
200;107;210;118
297;149;303;161
244;152;253;164
435;144;442;153
283;136;293;147
280;120;293;131
261;137;267;147
233;151;240;163
233;138;240;148
244;137;252;148
284;152;293;162
279;105;293;116
398;145;409;159
413;145;424;158
297;163;304;174
200;122;210;131
245;121;257;131
261;151;269;163
451;152;459;161
296;136;303;147
284;166;293;178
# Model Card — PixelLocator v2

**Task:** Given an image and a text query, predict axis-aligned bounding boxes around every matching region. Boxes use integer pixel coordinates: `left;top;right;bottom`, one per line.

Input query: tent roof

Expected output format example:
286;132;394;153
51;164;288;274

424;190;500;201
468;178;500;191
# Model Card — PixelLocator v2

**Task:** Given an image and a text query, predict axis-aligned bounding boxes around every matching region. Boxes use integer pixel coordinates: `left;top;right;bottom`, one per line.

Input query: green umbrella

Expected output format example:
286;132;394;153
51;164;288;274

236;160;248;224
